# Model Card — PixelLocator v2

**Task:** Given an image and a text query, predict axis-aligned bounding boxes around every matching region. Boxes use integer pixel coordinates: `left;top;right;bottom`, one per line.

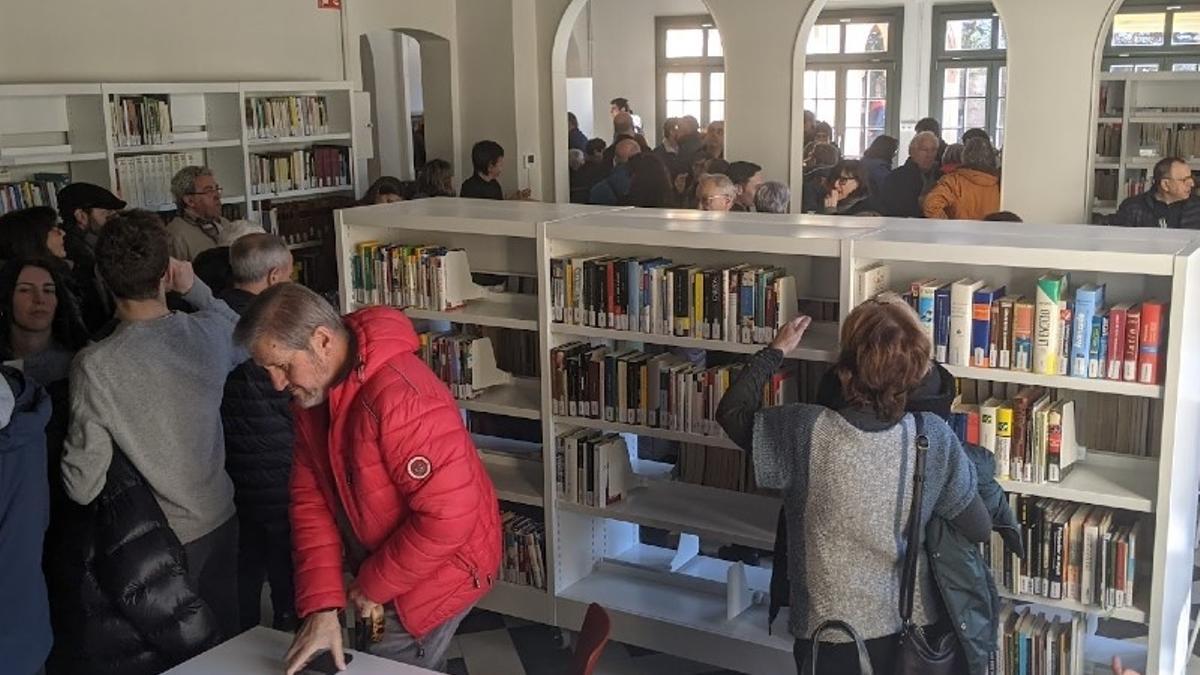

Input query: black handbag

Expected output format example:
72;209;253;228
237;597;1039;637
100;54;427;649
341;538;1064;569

893;413;961;675
804;620;874;675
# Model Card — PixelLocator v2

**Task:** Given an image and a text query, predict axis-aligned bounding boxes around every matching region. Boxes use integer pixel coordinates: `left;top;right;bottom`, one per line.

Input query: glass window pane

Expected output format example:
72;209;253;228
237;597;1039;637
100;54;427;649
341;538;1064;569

844;128;865;158
943;68;966;97
709;101;724;123
1173;62;1200;72
1110;64;1135;73
666;100;685;119
846;69;868;99
845;22;889;53
1174;11;1200;45
816;100;836;126
965;98;987;128
683;101;702;122
869;99;887;131
846;97;866;127
942;98;963;129
807;24;841;54
967;67;988;97
706;28;723;56
710;72;725;101
1134;63;1161;72
683;72;702;100
1111;13;1166;47
998;66;1007;98
666;29;704;58
997;20;1006;49
945;18;993;51
818;69;836;94
666;72;684;100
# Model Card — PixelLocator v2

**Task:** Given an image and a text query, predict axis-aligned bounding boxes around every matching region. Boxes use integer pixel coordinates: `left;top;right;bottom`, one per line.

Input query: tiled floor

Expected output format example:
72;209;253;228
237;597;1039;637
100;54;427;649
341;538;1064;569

443;608;741;675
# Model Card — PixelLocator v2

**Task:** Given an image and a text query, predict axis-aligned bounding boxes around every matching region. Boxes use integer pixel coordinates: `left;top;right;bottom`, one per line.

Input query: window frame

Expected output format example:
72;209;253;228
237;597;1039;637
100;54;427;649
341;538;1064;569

930;4;1007;145
656;15;726;136
803;7;905;158
1104;2;1200;72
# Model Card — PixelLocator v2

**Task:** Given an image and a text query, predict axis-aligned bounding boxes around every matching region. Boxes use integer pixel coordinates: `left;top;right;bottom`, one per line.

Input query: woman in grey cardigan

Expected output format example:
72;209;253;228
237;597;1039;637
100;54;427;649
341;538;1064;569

716;294;991;674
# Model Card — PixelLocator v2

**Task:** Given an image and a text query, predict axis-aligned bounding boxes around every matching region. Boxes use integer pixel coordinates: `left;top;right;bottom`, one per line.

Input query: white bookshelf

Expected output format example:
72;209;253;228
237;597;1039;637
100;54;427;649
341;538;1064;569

1089;72;1200;222
0;81;357;218
336;201;1200;675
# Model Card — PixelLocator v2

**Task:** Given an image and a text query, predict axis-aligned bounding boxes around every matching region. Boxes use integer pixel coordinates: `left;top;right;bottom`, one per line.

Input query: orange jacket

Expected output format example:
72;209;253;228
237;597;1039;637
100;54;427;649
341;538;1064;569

290;307;501;638
922;168;1001;221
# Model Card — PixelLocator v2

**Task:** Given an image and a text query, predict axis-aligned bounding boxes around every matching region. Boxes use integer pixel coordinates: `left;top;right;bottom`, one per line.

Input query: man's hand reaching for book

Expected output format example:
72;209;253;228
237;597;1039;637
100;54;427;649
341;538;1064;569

769;315;812;355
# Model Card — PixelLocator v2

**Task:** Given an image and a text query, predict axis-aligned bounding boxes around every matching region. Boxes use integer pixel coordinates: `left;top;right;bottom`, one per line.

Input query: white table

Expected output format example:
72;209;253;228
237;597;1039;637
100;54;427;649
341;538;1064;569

163;626;439;674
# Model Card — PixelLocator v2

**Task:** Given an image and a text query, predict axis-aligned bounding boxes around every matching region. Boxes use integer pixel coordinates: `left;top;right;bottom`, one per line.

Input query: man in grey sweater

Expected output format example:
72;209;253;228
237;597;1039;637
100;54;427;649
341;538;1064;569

62;210;244;636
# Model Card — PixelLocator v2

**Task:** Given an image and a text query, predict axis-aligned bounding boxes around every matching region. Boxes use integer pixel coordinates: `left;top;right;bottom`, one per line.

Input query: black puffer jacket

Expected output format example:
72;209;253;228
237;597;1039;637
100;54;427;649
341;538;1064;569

45;450;220;675
219;288;294;533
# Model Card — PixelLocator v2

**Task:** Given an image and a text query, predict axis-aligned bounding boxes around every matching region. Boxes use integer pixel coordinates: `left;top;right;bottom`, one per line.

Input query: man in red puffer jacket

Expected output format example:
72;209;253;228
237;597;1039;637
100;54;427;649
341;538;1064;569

233;283;500;674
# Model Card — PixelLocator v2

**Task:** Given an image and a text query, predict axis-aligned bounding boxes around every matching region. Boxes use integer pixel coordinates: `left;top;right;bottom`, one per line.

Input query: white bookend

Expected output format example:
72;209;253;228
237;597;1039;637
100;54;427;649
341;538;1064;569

856;263;891;305
726;562;753;621
949;279;984;367
776;275;799;329
602;435;632;505
439;249;486;309
670;533;700;572
461;337;513;398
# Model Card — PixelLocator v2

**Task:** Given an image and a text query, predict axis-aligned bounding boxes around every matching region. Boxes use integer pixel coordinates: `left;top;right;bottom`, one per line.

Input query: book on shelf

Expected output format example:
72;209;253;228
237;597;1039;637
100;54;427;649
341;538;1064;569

984;496;1140;614
418;331;513;400
245;95;331;139
351;241;488;311
249;145;350;195
549;256;798;346
855;262;890;305
114;151;202;210
951;390;1078;484
500;510;547;590
550;343;795;437
993;602;1086;675
887;266;1167;384
0;173;69;215
554;429;633;508
1094;123;1123;158
110;94;173;147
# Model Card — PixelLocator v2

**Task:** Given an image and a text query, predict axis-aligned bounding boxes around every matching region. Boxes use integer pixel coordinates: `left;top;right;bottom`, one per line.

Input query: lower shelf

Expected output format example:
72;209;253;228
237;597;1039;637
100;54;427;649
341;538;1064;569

477;581;553;625
480;452;544;507
998;589;1147;624
996;452;1157;513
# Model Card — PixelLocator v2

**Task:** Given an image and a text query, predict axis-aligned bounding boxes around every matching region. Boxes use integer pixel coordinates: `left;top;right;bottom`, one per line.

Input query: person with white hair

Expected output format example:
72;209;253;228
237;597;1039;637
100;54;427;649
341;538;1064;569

696;173;738;212
165;166;233;262
754;181;792;214
879;131;941;218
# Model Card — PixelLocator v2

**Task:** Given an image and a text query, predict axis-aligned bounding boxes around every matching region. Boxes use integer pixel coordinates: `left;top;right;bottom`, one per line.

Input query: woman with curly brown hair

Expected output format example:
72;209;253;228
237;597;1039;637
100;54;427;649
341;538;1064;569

717;294;990;674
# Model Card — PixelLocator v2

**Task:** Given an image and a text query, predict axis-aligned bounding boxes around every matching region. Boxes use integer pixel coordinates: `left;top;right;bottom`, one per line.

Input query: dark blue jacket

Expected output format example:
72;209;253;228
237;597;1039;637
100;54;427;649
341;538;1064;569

0;366;53;675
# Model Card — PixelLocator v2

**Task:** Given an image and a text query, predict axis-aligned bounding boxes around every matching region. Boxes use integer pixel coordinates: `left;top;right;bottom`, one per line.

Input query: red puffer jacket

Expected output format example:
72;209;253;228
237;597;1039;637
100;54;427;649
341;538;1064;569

290;307;501;638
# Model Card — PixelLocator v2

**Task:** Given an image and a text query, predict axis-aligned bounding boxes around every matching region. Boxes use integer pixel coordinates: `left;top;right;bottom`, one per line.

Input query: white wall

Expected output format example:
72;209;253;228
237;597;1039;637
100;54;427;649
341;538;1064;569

0;0;344;82
567;78;596;138
456;0;521;194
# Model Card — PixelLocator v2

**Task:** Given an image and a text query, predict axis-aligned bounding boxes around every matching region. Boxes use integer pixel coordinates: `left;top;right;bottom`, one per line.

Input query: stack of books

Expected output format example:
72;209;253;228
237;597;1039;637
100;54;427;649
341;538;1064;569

114;151;202;210
110;94;173;147
249;145;350;195
554;430;633;508
864;268;1167;385
993;603;1087;674
500;510;546;590
245;95;330;139
0;173;68;215
550;256;798;345
418;331;513;400
986;496;1141;613
350;241;486;311
951;389;1078;484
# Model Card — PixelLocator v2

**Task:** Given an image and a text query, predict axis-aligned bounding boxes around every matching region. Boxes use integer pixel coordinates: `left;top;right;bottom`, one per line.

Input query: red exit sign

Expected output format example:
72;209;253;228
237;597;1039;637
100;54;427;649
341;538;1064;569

317;0;341;9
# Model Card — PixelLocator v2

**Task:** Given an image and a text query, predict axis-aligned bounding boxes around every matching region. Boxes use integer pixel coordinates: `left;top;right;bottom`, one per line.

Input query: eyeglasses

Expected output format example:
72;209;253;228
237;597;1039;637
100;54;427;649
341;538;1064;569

702;195;732;203
188;185;224;196
835;176;857;184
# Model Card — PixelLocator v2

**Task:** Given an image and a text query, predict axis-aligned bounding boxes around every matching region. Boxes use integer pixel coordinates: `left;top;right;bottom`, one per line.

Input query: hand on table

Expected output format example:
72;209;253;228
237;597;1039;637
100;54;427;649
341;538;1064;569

284;609;345;674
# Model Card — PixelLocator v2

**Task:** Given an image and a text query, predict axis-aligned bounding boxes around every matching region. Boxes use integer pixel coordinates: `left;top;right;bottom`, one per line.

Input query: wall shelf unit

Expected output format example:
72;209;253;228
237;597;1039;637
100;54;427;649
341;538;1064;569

336;200;1200;675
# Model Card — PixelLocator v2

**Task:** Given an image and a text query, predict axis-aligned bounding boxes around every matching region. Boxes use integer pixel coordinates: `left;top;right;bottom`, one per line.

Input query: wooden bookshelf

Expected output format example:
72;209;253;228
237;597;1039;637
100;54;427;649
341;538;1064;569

335;199;1200;675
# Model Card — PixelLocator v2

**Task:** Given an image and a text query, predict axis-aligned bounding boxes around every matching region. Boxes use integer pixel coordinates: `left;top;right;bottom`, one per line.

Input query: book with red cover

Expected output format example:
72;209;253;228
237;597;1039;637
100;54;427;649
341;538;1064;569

1107;304;1129;380
1010;386;1045;482
1137;300;1166;384
1123;306;1142;382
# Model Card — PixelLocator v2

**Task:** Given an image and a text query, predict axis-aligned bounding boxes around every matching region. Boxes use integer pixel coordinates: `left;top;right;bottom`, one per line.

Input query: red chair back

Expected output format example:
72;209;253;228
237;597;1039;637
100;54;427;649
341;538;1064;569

569;603;611;675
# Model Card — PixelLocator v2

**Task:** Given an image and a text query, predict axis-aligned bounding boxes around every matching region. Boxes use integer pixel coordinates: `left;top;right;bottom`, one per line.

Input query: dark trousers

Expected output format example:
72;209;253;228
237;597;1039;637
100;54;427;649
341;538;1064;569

236;515;296;632
184;516;240;639
793;633;898;675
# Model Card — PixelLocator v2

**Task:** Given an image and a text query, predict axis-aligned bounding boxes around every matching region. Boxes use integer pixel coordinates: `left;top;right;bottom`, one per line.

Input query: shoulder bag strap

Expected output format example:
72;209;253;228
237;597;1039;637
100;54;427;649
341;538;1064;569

899;413;928;624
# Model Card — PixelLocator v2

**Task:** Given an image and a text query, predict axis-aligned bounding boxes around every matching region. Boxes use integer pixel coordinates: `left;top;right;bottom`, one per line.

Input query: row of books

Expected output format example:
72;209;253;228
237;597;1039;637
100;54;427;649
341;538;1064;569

110;95;173;147
1131;124;1200;160
550;343;795;437
550;256;799;345
245;96;331;139
500;510;547;590
0;173;68;215
553;429;633;508
861;266;1168;385
950;388;1079;483
992;604;1086;675
1094;123;1122;158
416;331;513;400
678;443;754;492
249;145;350;195
114;151;203;210
350;241;485;311
985;495;1141;611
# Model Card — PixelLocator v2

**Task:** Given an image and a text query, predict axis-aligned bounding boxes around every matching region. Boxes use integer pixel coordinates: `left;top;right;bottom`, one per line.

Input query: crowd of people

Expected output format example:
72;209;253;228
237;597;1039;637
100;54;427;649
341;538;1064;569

0;166;502;675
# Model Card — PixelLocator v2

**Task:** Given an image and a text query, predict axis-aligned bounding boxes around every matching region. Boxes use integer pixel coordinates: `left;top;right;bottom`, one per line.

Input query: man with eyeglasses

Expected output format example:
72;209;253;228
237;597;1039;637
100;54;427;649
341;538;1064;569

1112;156;1200;229
166;166;233;261
697;172;737;212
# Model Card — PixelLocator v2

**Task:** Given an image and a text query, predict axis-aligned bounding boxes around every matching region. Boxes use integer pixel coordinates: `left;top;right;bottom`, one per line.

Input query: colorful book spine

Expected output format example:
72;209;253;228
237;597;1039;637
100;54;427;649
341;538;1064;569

1058;300;1073;376
972;285;1005;368
1034;273;1068;375
1137;300;1165;384
1013;299;1035;372
933;283;952;363
995;404;1013;480
997;296;1017;369
1106;304;1129;380
1123;306;1141;382
949;279;984;367
1087;313;1104;379
1071;284;1106;377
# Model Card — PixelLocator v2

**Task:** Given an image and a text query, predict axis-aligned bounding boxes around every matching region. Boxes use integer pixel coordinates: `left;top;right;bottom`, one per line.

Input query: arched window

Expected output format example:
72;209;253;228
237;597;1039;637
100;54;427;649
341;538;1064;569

930;5;1008;146
1104;4;1200;72
656;15;725;130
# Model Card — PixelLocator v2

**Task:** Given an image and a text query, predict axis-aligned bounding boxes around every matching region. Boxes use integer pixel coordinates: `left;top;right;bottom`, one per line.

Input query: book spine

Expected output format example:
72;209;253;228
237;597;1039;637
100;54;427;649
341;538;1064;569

1106;306;1127;380
1059;301;1073;376
949;282;977;367
995;406;1013;480
998;299;1015;369
1071;287;1104;377
933;285;952;363
1087;314;1104;379
988;301;1002;368
972;289;997;368
919;284;938;344
1047;413;1063;482
1123;308;1141;382
1138;300;1164;384
1013;301;1034;372
1034;276;1064;375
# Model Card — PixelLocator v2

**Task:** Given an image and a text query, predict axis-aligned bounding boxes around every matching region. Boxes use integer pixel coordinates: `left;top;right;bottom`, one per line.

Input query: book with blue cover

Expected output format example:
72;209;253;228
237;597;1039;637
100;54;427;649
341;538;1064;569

972;285;1006;368
934;282;952;362
1071;284;1106;377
